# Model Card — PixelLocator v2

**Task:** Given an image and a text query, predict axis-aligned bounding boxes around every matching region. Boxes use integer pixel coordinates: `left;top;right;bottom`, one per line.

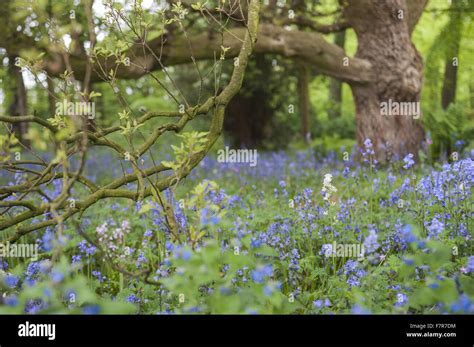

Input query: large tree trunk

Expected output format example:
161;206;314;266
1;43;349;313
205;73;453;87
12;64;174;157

328;31;346;119
344;0;425;162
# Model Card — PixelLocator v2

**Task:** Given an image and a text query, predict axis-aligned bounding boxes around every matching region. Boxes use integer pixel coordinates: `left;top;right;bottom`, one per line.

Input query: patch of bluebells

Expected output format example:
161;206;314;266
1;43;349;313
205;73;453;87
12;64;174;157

127;294;140;304
450;294;474;313
251;264;273;284
402;153;415;169
172;245;192;262
339;260;367;288
465;256;474;274
313;298;332;310
425;215;445;240
78;240;96;256
394;292;408;307
363;225;379;255
92;270;106;282
4;143;471;314
4;275;19;288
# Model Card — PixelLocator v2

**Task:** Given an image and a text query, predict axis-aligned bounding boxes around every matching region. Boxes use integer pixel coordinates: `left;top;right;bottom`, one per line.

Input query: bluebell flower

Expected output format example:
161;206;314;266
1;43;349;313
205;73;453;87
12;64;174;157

387;172;396;185
43;287;53;299
220;286;232;296
395;292;408;307
263;285;274;296
251;264;273;283
83;305;101;314
401;225;417;243
4;295;18;307
92;270;106;282
352;304;370;314
200;207;220;226
24;299;47;314
364;226;379;254
455;140;465;149
313;299;324;309
0;259;8;271
321;243;333;258
78;240;96;256
40;228;54;251
50;271;64;283
466;256;474;273
136;252;147;268
25;262;40;280
402;153;415;169
451;294;474;313
172;246;191;261
127;294;140;304
250;238;262;248
425;216;444;240
5;275;19;288
343;260;359;275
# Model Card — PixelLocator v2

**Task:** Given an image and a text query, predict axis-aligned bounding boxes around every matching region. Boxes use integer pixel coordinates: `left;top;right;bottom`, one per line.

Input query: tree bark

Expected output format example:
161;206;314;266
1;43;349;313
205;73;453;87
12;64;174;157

8;55;29;147
441;68;457;112
297;63;310;140
225;54;272;148
329;31;346;118
343;0;426;162
34;23;373;85
441;0;462;110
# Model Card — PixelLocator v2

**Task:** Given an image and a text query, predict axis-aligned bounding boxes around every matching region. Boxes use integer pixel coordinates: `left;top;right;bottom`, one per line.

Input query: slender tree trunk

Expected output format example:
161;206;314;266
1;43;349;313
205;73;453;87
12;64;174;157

441;59;459;110
297;63;310;141
8;55;29;147
344;0;425;162
439;0;462;158
329;31;346;118
441;0;461;110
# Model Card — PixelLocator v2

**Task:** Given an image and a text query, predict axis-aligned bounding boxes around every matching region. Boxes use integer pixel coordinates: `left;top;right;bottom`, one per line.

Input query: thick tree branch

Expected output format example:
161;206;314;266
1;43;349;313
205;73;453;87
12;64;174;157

40;24;372;85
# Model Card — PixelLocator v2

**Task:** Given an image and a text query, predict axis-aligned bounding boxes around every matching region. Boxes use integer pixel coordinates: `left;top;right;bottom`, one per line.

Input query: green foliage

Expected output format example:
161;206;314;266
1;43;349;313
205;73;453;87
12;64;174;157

0;257;135;314
0;133;19;162
425;103;474;159
161;240;296;314
162;131;209;172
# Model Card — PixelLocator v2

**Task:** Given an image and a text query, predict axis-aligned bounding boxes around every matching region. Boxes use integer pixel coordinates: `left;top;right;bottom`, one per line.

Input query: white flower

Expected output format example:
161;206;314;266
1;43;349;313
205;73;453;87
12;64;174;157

322;173;337;200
